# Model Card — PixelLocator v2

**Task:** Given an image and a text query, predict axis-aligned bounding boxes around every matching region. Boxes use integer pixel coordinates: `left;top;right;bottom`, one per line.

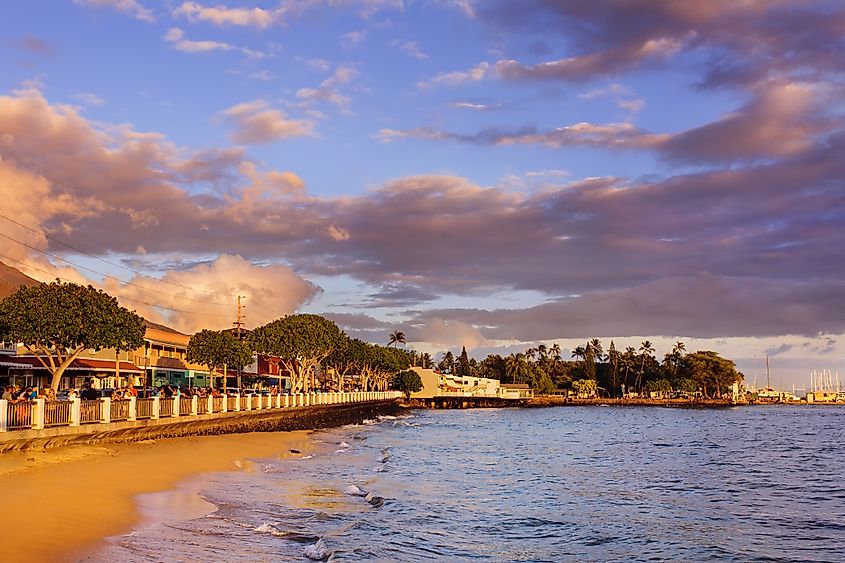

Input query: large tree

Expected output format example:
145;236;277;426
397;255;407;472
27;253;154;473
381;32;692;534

0;281;145;391
187;329;253;388
394;369;423;399
249;314;344;393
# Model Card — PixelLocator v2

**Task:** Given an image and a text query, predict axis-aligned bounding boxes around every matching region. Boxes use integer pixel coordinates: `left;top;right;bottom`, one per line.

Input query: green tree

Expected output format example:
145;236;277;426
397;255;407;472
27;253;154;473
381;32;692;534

437;351;455;374
608;340;620;396
394;369;423;398
505;352;530;384
0;281;145;391
678;351;743;398
477;354;506;381
637;340;655;391
249;314;344;393
572;378;598;398
420;352;433;369
187;329;253;388
457;346;471;377
387;330;406;347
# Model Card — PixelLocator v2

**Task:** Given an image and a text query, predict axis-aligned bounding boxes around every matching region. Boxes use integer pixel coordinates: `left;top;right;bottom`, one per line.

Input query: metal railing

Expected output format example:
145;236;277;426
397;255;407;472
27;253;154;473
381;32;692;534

136;398;154;419
0;392;402;433
159;398;174;417
80;400;101;424
110;399;130;422
7;401;34;429
44;400;72;427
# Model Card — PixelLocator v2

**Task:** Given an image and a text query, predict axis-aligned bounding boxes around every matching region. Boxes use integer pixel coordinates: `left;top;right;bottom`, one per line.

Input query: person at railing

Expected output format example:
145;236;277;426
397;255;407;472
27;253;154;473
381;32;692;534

1;386;13;401
81;383;100;401
67;388;79;400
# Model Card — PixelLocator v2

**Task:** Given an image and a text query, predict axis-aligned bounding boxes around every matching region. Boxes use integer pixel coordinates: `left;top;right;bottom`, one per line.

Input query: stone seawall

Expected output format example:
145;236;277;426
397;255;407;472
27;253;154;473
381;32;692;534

0;400;400;453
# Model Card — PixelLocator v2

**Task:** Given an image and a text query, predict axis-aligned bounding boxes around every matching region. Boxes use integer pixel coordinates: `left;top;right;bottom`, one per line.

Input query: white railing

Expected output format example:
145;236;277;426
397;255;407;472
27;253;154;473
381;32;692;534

0;391;402;433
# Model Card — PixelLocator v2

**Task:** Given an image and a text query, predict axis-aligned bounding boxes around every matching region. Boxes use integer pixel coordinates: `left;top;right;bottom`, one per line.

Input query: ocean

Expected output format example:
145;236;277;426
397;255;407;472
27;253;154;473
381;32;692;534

93;406;845;562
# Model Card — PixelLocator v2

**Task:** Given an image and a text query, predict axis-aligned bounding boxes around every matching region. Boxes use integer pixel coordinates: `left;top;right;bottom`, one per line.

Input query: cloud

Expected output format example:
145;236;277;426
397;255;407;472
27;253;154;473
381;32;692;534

101;255;319;333
341;31;366;48
164;27;233;53
71;93;106;107
409;274;845;340
74;0;154;22
8;35;54;56
423;1;845;90
400;41;428;60
2;87;845;341
375;122;665;150
172;2;277;28
296;64;360;109
450;100;501;111
218;100;314;143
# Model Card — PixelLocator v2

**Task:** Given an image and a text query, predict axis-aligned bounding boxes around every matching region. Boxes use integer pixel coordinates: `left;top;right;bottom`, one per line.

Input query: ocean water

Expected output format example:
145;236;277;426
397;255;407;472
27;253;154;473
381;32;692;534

95;406;845;562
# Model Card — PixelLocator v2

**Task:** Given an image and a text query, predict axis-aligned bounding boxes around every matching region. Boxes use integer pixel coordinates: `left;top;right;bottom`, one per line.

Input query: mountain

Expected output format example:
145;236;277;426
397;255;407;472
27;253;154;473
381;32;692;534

0;260;40;300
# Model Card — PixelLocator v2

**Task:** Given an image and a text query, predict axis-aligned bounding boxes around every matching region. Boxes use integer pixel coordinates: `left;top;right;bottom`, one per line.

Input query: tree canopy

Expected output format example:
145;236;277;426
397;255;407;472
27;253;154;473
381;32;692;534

0;281;145;390
249;314;344;393
395;369;423;399
187;329;253;387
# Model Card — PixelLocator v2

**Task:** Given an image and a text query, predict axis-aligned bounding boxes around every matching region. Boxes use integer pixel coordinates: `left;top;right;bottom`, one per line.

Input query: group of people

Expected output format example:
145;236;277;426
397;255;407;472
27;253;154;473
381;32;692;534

1;382;288;402
1;385;56;402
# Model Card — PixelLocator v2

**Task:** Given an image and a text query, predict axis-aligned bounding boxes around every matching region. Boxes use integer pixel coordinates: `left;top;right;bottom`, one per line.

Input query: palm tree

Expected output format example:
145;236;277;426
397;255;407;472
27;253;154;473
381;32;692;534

536;344;548;361
506;352;529;384
589;338;604;362
637;340;655;391
420;352;433;369
387;330;406;347
571;346;586;361
549;343;562;362
621;347;636;389
525;347;537;362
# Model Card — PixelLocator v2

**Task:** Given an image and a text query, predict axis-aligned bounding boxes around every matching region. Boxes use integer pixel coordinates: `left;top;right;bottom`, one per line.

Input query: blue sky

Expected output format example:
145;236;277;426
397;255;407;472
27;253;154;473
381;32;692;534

1;1;844;386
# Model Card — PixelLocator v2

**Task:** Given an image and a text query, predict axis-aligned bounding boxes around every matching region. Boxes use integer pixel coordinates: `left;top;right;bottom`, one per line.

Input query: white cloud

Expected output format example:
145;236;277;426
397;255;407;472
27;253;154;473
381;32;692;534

172;1;276;28
164;27;234;53
400;41;428;60
219;100;314;144
74;0;154;22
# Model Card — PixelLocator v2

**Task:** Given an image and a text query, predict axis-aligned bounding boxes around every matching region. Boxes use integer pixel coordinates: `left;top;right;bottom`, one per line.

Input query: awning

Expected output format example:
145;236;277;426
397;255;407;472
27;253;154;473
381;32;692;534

8;356;144;374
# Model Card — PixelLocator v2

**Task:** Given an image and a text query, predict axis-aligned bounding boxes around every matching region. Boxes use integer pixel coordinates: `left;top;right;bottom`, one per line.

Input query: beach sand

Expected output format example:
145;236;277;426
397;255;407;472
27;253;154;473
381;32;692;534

0;430;313;562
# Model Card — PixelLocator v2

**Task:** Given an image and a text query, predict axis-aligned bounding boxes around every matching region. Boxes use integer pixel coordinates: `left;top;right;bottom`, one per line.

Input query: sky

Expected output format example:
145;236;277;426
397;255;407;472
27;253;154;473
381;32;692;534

1;0;844;388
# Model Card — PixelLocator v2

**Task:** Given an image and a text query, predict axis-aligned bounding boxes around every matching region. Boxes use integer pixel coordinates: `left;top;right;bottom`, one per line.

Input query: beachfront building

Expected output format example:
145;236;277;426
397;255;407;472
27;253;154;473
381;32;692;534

0;322;210;390
806;390;839;403
408;367;532;399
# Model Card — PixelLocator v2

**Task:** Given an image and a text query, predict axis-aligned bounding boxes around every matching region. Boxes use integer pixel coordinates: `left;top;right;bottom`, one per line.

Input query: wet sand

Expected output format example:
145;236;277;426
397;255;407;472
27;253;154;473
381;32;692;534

0;430;313;562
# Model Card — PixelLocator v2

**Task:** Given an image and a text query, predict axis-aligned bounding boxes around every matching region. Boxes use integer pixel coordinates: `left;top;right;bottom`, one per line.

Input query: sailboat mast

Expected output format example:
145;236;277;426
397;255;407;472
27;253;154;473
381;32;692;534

766;356;770;389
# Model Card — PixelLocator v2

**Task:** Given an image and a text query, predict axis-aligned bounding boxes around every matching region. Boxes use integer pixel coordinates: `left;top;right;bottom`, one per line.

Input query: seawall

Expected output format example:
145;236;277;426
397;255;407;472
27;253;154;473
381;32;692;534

0;400;400;452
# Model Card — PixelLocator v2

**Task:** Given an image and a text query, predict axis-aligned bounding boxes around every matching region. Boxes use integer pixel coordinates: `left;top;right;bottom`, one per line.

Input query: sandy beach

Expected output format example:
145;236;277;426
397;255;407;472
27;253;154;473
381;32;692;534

0;430;314;563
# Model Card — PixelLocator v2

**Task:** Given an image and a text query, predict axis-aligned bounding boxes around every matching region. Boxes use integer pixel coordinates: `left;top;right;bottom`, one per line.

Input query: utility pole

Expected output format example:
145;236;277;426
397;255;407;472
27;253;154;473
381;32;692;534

233;295;245;390
234;295;246;339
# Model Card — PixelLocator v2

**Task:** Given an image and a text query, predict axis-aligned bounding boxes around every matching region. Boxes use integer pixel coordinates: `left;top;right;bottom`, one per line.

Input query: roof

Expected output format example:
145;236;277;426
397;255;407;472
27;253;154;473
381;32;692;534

500;383;530;389
8;356;144;374
144;320;186;336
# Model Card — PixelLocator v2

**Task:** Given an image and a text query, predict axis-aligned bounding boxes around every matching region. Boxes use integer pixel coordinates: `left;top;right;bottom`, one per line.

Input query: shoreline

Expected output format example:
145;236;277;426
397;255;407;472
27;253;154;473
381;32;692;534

0;430;314;563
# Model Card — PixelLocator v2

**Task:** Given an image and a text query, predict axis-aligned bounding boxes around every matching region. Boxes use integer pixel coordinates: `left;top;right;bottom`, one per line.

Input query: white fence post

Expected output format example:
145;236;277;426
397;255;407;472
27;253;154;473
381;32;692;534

33;398;46;430
152;396;160;419
234;394;241;411
172;396;180;417
222;394;228;413
207;395;214;413
284;394;289;408
0;399;7;432
128;397;136;421
191;396;198;416
246;395;252;410
100;397;111;424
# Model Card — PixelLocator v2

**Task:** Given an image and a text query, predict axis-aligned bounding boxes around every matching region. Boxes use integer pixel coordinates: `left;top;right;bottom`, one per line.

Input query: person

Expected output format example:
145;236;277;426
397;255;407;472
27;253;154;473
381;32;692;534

126;384;138;398
81;384;100;401
67;388;78;400
1;386;12;401
29;387;37;400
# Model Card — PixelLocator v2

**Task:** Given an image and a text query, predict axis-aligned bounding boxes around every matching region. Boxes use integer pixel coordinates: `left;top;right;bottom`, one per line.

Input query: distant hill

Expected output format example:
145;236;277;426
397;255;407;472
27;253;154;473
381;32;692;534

0;260;40;300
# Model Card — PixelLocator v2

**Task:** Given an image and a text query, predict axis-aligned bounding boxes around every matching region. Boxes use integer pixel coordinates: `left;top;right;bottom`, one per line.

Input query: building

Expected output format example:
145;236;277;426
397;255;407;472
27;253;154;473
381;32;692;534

408;367;531;399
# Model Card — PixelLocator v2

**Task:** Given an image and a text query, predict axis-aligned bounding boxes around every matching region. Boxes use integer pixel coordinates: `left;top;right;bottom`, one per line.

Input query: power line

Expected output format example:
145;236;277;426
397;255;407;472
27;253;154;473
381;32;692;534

0;253;231;318
0;230;232;308
0;212;200;292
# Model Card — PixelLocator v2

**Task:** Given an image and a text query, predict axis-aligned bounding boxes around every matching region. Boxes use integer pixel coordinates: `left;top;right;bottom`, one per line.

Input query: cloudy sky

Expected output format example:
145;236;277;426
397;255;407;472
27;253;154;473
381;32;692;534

1;0;844;387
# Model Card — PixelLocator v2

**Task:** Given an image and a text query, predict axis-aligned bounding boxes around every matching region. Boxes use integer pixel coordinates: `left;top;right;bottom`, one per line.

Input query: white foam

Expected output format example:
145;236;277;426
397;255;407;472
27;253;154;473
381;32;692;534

304;538;330;560
344;485;368;496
